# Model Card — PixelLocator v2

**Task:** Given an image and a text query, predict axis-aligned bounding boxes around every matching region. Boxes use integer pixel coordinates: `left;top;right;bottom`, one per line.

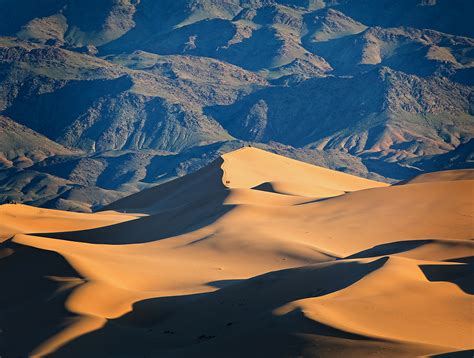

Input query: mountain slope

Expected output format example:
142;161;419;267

207;67;474;179
0;1;473;210
0;115;75;168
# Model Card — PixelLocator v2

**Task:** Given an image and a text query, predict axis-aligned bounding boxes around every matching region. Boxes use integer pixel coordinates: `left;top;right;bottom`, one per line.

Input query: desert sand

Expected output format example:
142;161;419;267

0;147;472;357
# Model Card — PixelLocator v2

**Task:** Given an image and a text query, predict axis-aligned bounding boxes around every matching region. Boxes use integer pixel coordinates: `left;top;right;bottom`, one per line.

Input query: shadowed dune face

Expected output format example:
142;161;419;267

101;158;228;214
0;148;472;357
0;242;87;357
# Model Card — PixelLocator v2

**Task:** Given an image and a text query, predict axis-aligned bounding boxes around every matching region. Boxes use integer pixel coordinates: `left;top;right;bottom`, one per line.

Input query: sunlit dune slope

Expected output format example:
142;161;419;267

103;147;387;213
398;168;474;184
0;203;139;242
220;147;387;194
0;148;472;357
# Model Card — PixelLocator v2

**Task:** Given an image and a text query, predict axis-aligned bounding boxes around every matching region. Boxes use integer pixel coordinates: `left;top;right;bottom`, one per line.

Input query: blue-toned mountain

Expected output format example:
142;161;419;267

0;0;472;210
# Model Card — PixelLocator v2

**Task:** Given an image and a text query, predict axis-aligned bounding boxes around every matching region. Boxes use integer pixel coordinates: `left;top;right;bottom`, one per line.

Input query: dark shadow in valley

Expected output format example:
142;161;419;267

430;349;474;357
31;157;237;244
362;158;420;181
5;75;133;140
50;258;399;357
446;256;474;264
419;263;474;295
0;240;84;357
32;198;234;245
206;279;245;289
251;182;293;196
344;240;433;259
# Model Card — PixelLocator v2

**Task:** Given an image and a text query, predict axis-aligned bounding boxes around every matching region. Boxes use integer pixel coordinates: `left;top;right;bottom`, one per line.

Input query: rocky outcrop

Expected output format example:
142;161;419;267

0;1;472;210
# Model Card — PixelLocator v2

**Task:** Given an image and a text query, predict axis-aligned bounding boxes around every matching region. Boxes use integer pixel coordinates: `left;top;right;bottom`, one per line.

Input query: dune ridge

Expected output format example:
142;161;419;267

0;148;472;357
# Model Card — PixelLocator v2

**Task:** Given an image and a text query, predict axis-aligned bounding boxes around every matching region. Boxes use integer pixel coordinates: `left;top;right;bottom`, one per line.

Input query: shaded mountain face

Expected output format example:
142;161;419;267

0;0;472;211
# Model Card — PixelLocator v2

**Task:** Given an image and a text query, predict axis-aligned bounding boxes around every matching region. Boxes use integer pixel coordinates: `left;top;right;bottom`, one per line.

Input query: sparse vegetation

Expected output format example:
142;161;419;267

0;0;472;211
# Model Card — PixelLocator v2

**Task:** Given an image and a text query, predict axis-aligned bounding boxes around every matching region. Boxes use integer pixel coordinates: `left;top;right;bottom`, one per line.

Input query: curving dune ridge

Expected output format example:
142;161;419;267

0;147;472;357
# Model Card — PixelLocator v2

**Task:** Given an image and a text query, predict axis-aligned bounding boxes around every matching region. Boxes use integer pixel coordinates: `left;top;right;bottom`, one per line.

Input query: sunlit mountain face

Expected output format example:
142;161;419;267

0;0;472;211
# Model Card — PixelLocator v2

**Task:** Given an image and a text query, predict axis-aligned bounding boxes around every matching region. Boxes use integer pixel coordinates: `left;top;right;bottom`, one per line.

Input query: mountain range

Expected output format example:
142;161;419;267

0;0;473;211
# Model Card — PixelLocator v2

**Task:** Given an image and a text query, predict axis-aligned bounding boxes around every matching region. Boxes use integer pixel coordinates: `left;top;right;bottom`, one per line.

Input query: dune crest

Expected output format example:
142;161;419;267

220;147;387;194
0;148;472;357
104;147;387;214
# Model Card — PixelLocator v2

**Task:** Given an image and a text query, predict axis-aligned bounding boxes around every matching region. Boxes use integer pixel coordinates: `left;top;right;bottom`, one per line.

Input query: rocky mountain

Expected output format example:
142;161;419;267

0;115;75;166
0;0;472;211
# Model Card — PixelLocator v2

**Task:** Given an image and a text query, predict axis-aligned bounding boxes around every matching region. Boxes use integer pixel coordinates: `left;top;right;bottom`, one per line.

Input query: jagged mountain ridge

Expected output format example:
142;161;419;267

0;0;472;211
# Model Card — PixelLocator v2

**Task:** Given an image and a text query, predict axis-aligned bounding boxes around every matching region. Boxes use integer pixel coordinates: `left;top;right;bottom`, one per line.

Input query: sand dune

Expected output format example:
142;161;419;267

220;148;387;194
103;147;387;214
0;204;139;242
398;168;474;184
0;148;472;357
